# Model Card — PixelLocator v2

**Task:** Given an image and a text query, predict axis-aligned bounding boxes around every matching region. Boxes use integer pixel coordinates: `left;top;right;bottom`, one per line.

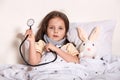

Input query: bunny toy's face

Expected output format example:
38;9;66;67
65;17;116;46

77;27;100;58
79;40;96;58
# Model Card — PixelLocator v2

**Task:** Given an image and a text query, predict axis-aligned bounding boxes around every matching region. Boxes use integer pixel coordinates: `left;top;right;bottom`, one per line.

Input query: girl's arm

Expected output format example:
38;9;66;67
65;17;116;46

45;43;79;63
29;41;42;65
25;29;42;65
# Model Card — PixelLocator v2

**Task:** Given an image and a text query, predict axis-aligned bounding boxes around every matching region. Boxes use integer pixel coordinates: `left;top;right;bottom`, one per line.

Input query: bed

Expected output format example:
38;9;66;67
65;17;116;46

0;20;120;80
0;57;120;80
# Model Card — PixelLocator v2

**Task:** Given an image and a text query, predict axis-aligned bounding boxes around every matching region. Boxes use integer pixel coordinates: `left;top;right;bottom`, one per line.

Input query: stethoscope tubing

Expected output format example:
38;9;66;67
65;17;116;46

19;32;57;67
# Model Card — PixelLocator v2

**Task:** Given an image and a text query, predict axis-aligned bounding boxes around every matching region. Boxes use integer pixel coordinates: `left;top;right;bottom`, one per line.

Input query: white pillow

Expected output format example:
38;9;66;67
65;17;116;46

67;20;116;62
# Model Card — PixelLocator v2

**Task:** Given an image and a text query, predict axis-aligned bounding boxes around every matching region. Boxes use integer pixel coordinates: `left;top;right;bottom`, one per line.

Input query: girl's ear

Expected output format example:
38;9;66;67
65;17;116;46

77;27;88;42
89;26;100;41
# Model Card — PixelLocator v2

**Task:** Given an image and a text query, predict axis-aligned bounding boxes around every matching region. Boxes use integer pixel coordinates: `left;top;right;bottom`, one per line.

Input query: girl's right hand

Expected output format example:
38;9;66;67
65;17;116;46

25;29;35;42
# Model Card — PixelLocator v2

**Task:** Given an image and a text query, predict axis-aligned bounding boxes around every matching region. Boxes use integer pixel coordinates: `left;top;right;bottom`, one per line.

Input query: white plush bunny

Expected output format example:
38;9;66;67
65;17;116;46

77;27;100;59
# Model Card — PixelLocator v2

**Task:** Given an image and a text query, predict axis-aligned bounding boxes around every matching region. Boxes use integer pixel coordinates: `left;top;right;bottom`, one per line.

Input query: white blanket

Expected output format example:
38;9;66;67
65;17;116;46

0;56;120;80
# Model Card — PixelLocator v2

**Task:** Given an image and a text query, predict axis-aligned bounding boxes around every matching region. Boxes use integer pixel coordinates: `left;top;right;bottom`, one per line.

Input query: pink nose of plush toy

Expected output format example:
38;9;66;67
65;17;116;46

87;48;91;51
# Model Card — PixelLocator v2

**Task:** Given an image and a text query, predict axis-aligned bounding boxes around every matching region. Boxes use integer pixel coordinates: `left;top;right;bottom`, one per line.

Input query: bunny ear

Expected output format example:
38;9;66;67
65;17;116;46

89;26;100;41
77;27;88;42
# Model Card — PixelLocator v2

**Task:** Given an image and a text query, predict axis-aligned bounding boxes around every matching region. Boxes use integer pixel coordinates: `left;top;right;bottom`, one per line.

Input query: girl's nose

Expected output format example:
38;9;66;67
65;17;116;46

54;28;58;33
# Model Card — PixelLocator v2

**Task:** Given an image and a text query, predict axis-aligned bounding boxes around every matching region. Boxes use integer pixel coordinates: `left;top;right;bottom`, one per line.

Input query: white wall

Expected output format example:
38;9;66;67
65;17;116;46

0;0;120;64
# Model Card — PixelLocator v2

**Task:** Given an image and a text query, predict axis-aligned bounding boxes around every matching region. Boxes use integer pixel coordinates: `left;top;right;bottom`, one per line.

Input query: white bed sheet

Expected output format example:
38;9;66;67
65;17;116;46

0;55;120;80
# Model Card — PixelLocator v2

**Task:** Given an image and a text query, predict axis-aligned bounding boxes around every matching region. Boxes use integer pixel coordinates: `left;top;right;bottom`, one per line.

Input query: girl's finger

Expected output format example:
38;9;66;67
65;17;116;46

45;45;50;52
25;29;32;36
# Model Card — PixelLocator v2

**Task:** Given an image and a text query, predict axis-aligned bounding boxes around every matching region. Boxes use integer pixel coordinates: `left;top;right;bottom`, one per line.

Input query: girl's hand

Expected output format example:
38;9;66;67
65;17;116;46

25;29;35;42
45;43;57;52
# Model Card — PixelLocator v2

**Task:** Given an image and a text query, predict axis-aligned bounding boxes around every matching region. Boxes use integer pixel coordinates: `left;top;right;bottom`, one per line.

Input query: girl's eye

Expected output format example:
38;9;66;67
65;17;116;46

92;43;94;46
59;27;63;30
49;27;54;29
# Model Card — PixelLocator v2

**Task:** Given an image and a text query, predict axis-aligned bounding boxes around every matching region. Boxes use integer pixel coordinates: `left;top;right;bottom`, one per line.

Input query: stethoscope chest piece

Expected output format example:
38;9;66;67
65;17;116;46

27;18;35;29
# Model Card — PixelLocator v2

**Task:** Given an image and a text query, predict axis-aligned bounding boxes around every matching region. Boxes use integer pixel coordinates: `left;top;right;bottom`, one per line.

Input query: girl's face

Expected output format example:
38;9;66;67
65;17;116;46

47;17;66;41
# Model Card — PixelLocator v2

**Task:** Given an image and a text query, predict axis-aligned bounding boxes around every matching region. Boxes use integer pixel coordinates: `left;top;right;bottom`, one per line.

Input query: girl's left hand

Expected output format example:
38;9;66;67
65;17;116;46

45;43;57;52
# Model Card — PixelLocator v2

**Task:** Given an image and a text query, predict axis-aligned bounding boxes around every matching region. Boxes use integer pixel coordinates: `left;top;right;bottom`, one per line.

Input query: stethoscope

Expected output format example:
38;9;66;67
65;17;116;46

19;19;57;67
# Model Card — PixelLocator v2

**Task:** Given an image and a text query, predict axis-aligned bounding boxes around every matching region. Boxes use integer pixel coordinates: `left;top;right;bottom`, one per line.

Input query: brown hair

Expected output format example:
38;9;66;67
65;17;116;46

35;10;69;42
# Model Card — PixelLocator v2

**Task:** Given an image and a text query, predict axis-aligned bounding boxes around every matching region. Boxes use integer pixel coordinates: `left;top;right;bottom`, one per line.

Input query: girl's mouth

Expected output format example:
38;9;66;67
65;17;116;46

53;35;58;37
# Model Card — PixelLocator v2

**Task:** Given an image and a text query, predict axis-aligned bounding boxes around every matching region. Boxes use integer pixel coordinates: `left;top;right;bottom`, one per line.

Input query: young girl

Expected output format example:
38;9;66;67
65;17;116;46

25;10;79;65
